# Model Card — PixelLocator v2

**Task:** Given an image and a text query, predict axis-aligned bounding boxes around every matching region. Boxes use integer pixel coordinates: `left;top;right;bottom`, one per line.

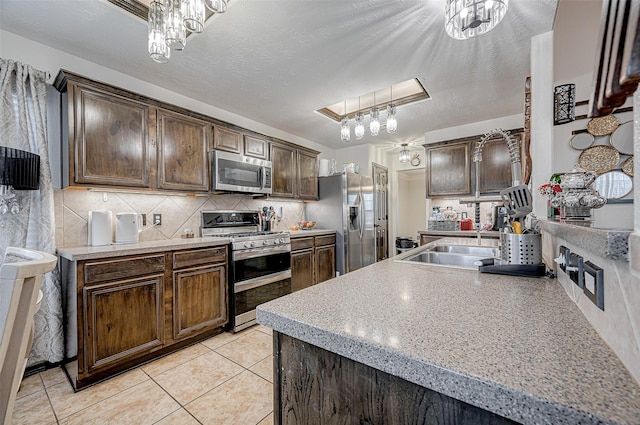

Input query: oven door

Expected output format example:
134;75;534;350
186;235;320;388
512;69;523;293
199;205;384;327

233;270;292;331
232;249;291;282
211;150;272;194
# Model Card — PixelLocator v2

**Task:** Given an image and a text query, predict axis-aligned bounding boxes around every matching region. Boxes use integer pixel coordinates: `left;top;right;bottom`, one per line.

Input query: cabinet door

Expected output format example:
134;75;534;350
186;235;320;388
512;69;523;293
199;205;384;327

83;275;164;373
297;151;318;200
71;83;150;188
270;142;296;198
213;126;242;153
157;109;211;192
315;245;335;284
244;135;268;159
426;142;470;197
477;134;522;194
291;249;314;292
420;235;442;246
173;264;227;340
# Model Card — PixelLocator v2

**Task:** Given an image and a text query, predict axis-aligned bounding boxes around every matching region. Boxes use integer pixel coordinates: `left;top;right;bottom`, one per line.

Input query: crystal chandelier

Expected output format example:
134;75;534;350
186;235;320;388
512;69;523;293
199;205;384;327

399;144;411;163
340;101;350;142
148;0;227;63
355;97;364;140
445;0;508;40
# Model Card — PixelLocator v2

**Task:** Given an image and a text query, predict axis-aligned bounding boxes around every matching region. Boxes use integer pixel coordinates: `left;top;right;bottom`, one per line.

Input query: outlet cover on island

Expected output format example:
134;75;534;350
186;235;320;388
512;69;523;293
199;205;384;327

154;214;162;225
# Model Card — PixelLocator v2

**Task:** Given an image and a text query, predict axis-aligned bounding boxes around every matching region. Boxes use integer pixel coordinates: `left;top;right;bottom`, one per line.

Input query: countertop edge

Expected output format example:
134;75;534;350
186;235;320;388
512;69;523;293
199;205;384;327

56;237;230;261
539;220;630;261
256;307;618;425
288;229;336;237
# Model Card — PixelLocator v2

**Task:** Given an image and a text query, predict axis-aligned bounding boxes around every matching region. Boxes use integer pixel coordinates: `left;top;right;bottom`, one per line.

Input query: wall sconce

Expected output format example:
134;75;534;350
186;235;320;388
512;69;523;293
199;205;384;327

0;146;40;214
554;83;576;125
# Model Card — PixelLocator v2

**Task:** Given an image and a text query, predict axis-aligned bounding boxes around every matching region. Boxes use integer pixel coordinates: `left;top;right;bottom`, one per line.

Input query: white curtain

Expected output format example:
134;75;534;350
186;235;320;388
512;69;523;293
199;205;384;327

0;58;63;366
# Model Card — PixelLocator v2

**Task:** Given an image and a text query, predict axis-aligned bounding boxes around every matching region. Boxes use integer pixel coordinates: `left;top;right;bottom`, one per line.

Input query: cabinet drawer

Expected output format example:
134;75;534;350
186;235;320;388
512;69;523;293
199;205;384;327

291;237;314;251
315;234;335;247
173;247;226;269
84;254;165;284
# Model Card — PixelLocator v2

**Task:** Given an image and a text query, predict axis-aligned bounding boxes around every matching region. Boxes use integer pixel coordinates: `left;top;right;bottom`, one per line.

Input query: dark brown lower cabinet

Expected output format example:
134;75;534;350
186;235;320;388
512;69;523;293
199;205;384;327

291;249;314;292
83;276;164;374
290;233;336;291
274;332;519;425
66;246;228;389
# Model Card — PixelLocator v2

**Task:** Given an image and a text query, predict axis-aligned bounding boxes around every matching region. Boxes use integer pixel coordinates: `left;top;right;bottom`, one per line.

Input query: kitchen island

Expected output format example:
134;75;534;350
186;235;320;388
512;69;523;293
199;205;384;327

257;239;640;425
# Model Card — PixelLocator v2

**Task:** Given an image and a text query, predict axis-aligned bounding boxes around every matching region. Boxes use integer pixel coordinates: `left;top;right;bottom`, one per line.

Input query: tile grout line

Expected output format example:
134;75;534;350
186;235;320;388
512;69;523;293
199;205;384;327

39;373;61;425
142;369;204;425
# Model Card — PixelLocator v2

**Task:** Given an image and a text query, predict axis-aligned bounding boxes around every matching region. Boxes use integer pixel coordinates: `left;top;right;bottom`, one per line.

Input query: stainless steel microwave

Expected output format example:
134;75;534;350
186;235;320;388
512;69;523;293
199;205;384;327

211;150;273;195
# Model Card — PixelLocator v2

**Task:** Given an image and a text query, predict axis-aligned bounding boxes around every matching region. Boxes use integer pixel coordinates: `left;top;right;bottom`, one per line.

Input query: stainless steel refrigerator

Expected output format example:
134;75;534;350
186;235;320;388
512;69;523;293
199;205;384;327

306;172;375;275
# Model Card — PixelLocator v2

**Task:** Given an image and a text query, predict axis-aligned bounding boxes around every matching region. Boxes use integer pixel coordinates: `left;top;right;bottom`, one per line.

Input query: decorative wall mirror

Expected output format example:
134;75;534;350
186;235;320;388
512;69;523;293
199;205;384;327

593;170;633;199
609;121;633;155
569;132;595;150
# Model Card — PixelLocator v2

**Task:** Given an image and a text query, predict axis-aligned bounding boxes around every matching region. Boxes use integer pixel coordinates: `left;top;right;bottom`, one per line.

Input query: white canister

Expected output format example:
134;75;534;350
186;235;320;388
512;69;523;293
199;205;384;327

115;212;142;244
319;159;330;177
88;210;113;246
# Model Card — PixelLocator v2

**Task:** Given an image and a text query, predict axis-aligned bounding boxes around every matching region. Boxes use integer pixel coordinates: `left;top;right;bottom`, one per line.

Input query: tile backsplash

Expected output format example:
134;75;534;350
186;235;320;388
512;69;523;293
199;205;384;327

54;189;306;248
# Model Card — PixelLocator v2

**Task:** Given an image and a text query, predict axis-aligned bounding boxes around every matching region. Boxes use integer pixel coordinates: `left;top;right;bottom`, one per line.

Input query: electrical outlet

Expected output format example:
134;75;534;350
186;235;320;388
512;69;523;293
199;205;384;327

141;214;147;226
568;252;584;288
584;261;604;310
153;214;162;225
558;246;570;273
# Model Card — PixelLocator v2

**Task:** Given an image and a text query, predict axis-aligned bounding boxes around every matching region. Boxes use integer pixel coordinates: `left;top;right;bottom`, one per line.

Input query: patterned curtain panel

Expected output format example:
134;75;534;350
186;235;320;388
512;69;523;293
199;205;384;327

0;58;63;366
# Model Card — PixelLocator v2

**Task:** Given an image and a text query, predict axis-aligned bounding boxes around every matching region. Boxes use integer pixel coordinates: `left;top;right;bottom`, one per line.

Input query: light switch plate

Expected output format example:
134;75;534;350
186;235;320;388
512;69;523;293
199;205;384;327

568;252;584;288
583;261;604;310
559;246;570;274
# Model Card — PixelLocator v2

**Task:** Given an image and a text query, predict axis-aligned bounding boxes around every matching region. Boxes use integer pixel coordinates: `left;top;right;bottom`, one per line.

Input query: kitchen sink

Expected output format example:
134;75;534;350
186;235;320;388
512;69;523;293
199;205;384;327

394;242;500;270
428;245;499;257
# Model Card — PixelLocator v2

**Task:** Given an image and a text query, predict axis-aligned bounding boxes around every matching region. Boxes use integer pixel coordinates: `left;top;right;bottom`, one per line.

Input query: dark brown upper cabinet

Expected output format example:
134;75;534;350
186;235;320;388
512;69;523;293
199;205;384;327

424;130;525;198
68;82;151;188
213;126;242;154
244;134;268;159
156;109;211;192
270;141;319;200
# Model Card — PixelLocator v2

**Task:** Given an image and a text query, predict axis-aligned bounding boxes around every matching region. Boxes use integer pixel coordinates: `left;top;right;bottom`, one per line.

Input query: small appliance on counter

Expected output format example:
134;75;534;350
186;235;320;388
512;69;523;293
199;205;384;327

88;210;112;246
115;212;142;244
395;237;416;255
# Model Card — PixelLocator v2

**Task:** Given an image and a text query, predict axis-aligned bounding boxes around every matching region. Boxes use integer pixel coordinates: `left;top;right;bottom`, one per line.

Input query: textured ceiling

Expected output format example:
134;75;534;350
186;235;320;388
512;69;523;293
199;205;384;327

0;0;558;150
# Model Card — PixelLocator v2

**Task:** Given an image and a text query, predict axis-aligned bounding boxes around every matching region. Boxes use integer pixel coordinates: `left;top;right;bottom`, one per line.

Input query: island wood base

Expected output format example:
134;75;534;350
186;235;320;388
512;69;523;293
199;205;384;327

273;331;519;425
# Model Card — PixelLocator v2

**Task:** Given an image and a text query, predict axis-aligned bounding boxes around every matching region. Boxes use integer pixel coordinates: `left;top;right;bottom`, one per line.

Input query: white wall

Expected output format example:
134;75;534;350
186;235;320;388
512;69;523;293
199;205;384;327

424;114;524;145
0;30;332;158
396;169;426;240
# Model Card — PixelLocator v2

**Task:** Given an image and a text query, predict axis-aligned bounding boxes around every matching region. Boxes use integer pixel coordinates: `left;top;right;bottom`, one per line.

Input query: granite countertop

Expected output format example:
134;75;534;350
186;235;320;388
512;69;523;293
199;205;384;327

539;220;631;261
57;237;230;261
257;238;640;425
288;229;336;238
418;229;501;238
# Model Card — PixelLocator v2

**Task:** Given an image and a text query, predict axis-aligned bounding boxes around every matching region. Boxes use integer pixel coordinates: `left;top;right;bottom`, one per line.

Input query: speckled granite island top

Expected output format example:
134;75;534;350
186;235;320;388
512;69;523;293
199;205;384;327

57;237;230;261
257;244;640;424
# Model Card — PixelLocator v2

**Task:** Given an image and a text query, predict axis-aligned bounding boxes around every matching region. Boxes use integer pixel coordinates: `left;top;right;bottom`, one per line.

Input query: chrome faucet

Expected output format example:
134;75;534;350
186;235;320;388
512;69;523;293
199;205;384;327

472;128;523;244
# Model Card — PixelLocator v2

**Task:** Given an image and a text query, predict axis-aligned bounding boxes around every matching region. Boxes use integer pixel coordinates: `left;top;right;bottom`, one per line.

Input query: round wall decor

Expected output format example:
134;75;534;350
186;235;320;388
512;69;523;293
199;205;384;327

587;115;619;136
578;145;620;174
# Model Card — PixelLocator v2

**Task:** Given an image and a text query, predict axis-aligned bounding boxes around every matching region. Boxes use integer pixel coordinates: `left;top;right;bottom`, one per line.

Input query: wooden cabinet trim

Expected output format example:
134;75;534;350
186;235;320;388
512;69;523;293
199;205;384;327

173;247;226;269
213;126;242;154
83;275;165;373
291;237;314;251
172;264;227;340
314;234;336;247
244;135;268;159
83;254;165;285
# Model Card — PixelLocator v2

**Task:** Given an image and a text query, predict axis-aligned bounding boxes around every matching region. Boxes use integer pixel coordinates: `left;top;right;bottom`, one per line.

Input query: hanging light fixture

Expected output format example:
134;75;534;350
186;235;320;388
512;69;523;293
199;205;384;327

370;92;380;137
398;144;411;163
340;100;351;142
148;0;170;63
386;85;397;134
149;0;228;63
445;0;509;40
165;0;186;50
182;0;205;33
0;146;40;215
355;97;364;140
205;0;227;13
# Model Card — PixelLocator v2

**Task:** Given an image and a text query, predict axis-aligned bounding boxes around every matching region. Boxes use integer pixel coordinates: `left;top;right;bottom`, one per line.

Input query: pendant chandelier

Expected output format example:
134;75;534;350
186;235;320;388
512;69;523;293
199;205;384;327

148;0;227;63
340;101;351;142
445;0;508;40
398;144;411;163
337;88;400;142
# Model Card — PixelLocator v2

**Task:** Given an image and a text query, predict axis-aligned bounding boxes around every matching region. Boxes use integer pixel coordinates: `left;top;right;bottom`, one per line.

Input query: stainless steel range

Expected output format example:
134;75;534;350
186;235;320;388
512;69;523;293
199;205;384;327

201;210;291;332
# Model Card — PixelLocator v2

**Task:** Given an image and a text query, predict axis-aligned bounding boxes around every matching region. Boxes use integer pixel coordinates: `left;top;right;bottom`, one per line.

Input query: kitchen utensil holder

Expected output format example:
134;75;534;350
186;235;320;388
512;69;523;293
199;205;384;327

501;233;542;265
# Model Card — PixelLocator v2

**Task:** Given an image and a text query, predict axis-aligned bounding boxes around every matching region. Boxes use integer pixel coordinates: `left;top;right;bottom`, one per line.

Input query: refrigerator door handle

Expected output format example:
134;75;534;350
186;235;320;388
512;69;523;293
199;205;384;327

359;194;365;240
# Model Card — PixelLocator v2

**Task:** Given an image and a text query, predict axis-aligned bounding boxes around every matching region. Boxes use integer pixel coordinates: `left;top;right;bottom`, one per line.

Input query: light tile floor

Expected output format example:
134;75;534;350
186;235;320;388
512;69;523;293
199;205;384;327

11;326;275;425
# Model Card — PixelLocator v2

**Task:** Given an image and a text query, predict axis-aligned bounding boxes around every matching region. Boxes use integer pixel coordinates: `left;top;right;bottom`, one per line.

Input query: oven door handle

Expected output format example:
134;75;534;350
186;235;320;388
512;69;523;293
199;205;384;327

234;269;292;294
233;244;291;261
